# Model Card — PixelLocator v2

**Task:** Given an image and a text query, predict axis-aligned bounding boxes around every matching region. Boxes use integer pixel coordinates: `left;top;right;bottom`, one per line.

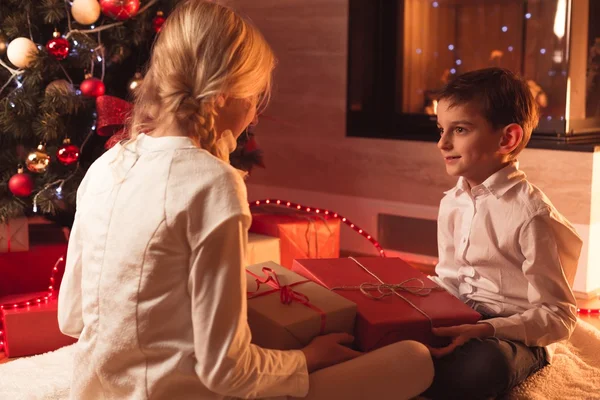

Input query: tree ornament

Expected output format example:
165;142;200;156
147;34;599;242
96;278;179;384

26;144;51;173
127;72;143;95
6;37;38;69
46;31;70;60
100;0;140;21
152;11;166;33
80;74;105;97
0;31;8;56
57;138;80;166
8;167;34;197
71;0;102;25
45;79;75;97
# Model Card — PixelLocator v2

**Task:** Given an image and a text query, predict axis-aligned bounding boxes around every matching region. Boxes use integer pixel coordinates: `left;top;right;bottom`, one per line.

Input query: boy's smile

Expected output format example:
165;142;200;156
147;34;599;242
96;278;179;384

436;99;509;187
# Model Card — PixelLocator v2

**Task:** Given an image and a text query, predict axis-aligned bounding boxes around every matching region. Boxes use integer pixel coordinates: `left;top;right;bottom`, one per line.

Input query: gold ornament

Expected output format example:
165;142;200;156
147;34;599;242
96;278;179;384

45;79;75;97
26;143;51;173
127;72;143;95
0;32;8;56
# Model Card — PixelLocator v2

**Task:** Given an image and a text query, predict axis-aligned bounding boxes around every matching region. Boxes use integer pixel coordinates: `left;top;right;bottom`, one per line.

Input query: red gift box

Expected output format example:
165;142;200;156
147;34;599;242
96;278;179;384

0;221;67;297
291;257;481;351
0;292;76;358
250;209;340;269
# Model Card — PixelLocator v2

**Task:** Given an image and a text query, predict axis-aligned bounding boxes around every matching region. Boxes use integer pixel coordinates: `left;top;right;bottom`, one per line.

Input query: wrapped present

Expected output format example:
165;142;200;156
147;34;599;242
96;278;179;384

0;292;77;358
250;207;340;269
246;261;356;350
0;217;29;253
246;233;281;266
0;221;68;297
291;257;481;351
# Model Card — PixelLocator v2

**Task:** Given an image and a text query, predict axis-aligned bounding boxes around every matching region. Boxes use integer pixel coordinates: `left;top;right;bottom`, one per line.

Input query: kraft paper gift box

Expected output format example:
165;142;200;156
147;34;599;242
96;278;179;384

249;207;340;269
246;233;281;266
0;292;77;358
291;257;482;351
0;217;29;253
246;261;356;350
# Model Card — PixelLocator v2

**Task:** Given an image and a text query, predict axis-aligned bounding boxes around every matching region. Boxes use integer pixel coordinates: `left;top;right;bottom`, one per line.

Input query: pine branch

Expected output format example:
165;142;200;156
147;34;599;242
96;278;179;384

69;32;98;69
2;14;30;38
38;0;67;25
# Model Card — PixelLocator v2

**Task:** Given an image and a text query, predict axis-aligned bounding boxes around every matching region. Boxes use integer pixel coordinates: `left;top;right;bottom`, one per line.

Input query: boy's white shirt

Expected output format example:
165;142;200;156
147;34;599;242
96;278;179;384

57;133;309;400
430;160;581;362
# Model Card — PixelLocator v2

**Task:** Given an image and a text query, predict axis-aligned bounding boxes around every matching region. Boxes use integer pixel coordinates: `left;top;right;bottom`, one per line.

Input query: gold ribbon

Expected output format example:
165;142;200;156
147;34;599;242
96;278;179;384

330;257;444;328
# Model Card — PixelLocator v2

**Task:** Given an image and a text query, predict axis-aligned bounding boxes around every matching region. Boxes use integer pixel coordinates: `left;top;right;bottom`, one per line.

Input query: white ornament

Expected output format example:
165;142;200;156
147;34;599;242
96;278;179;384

71;0;102;25
7;37;38;69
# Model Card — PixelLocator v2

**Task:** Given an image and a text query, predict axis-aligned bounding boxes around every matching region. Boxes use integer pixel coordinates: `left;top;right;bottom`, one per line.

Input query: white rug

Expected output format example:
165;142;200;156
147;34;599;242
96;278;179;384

508;319;600;400
1;320;599;400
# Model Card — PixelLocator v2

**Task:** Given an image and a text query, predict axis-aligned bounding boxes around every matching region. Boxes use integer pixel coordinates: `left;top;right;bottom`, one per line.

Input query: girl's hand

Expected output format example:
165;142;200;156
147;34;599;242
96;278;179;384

428;323;495;358
301;333;363;373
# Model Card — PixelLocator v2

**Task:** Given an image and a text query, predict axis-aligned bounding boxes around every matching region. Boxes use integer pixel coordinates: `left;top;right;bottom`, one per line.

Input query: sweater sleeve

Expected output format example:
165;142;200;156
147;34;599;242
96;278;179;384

188;215;309;398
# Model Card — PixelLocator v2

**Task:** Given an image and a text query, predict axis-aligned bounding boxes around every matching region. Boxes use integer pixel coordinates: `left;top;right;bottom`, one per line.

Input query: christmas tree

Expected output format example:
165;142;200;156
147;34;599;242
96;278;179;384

0;0;182;227
0;0;265;229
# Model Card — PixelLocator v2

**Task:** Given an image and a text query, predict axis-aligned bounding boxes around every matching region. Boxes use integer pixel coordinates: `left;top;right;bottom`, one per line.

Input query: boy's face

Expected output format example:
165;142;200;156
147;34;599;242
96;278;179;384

436;99;506;187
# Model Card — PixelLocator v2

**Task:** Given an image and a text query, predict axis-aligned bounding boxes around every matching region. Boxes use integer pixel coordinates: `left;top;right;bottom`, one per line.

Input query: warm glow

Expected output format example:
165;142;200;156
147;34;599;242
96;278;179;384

553;0;567;40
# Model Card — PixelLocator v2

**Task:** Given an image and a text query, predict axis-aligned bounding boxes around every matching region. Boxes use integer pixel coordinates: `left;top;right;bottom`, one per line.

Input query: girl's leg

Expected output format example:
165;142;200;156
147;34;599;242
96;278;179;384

296;340;434;400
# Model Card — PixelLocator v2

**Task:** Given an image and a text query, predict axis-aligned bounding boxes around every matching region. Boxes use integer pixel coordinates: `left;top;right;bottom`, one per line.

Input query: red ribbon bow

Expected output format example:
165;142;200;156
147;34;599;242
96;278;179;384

95;95;133;148
246;267;326;335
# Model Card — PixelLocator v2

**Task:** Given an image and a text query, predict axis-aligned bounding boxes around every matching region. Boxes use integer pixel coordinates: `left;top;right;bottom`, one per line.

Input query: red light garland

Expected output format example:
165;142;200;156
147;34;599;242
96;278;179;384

249;198;386;257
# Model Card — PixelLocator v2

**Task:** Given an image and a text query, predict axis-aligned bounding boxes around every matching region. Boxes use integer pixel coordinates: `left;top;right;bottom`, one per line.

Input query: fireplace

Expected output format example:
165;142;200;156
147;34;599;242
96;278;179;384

347;0;600;145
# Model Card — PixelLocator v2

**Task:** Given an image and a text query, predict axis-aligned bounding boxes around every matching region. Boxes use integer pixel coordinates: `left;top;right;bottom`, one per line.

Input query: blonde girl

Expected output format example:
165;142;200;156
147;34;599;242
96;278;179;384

58;1;433;399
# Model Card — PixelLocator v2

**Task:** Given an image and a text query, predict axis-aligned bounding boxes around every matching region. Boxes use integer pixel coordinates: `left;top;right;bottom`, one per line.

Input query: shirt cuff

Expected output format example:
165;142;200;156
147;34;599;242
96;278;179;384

290;350;310;397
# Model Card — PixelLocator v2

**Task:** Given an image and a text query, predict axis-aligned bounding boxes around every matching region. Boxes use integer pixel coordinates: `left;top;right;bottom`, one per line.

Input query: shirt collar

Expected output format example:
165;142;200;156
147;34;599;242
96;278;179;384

127;133;198;151
444;160;526;199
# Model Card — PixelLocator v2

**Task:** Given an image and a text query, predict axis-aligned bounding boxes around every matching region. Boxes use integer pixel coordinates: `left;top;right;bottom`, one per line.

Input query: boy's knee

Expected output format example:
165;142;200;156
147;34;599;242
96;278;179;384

457;339;511;392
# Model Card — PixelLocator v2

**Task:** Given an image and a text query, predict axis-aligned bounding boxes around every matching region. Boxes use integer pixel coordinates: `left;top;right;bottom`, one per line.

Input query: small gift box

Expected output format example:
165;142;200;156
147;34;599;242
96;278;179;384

246;233;281;266
291;257;481;351
0;292;76;358
250;206;340;269
0;222;68;298
246;261;356;350
0;217;29;253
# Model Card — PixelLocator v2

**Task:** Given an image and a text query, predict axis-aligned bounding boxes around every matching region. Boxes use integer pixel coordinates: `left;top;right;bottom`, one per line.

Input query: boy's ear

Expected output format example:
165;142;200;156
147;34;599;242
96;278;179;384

498;123;523;155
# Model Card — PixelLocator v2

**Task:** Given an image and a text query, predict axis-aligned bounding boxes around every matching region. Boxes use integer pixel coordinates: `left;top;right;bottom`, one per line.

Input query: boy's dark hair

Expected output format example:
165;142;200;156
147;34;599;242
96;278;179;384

436;67;539;156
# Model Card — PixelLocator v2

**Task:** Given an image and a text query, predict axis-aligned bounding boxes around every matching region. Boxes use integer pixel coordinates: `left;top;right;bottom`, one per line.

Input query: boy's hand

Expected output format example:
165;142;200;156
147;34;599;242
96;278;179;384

428;323;494;358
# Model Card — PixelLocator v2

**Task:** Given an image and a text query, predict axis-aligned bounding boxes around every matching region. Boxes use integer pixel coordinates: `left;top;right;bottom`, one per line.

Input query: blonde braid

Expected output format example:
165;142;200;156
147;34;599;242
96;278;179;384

193;100;220;160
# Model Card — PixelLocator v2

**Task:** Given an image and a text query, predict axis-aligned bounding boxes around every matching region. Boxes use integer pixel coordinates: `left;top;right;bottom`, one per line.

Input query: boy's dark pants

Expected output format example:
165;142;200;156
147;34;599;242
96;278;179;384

422;337;548;400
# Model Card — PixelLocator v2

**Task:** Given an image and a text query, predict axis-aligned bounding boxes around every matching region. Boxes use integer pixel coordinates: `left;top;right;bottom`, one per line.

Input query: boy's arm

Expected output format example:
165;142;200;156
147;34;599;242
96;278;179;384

482;211;581;347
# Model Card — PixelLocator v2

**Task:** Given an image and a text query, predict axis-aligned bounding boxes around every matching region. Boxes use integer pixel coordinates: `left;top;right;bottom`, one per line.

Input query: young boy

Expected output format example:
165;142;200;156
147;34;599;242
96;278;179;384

423;68;582;399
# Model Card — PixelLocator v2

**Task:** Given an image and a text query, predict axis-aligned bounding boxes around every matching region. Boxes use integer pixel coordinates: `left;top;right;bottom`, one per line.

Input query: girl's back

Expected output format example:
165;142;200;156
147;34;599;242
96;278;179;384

62;133;250;399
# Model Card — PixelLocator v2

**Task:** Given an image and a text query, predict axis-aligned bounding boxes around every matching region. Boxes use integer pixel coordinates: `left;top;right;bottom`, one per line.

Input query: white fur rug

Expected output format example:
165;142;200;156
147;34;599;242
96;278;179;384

1;320;599;400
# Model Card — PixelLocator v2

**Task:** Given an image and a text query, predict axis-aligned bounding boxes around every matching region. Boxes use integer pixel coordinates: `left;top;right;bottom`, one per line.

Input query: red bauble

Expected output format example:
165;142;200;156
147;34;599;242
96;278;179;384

57;140;80;165
8;171;34;197
80;77;105;97
100;0;140;21
152;11;166;33
46;36;70;60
